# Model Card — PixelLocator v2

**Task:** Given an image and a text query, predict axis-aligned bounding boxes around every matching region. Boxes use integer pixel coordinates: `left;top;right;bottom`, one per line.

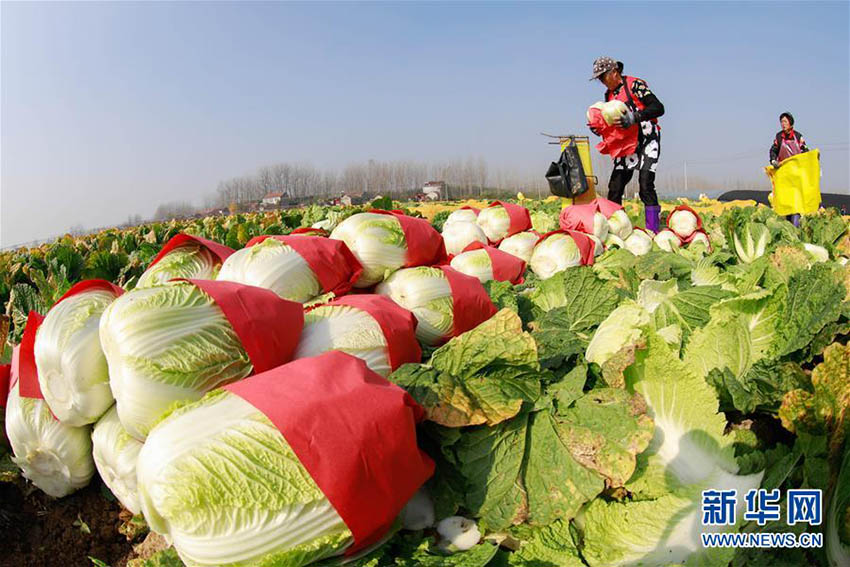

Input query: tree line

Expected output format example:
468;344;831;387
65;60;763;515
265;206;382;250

150;155;771;221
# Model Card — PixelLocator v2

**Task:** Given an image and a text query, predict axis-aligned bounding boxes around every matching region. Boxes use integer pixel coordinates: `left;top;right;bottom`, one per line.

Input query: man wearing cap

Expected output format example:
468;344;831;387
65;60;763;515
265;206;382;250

589;57;665;232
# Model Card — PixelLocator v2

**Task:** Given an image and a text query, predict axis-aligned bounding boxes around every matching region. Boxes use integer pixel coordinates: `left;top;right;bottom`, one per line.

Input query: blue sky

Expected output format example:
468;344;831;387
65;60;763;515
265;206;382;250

2;1;848;246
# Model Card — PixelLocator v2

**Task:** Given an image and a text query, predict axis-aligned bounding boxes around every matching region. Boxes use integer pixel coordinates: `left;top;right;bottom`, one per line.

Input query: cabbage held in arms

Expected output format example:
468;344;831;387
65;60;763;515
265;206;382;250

600;99;629;125
216;236;362;302
100;280;303;439
137;234;233;289
295;295;420;377
34;283;122;426
498;231;539;263
6;381;95;498
92;405;144;514
137;352;433;567
442;221;487;256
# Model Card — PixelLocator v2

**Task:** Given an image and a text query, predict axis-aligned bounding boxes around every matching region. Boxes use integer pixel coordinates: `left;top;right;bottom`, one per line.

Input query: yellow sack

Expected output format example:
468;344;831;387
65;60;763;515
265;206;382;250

765;149;821;216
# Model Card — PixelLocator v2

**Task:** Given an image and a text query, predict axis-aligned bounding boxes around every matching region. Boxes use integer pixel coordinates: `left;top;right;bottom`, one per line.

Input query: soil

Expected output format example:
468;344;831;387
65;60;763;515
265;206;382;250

0;476;139;567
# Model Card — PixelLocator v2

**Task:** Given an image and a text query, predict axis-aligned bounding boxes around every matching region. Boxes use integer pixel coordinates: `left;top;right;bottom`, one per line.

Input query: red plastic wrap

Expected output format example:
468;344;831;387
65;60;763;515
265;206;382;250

439;266;498;337
537;230;597;266
244;235;363;297
559;202;599;234
461;242;526;284
328;295;422;370
224;351;434;555
484;201;532;242
666;205;704;233
148;234;234;269
54;279;124;306
0;364;10;409
587;106;639;158
367;210;447;267
594;197;625;217
184;280;304;373
17;311;45;400
289;227;330;237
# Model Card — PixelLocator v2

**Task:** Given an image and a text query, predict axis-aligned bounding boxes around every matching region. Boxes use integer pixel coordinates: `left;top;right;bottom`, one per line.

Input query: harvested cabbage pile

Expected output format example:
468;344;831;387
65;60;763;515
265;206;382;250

2;201;848;567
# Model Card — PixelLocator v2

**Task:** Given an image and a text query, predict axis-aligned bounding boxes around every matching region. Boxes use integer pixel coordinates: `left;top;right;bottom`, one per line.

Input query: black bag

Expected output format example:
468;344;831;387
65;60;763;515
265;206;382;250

545;144;588;198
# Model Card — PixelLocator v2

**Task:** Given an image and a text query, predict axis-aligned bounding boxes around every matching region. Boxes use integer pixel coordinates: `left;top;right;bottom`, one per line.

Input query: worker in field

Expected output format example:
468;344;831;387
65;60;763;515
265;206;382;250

589;56;665;232
770;112;809;167
768;112;813;227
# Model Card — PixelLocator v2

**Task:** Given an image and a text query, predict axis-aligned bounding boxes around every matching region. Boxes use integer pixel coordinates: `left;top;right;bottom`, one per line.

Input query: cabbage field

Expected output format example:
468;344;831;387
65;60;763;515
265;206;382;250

2;196;850;567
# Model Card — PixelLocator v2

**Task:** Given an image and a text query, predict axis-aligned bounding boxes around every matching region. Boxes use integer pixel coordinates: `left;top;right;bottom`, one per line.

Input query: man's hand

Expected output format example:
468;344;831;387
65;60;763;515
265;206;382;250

615;109;636;129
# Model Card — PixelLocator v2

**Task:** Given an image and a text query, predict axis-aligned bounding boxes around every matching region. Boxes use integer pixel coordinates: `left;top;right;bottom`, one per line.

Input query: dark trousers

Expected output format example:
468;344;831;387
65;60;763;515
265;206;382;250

607;169;659;206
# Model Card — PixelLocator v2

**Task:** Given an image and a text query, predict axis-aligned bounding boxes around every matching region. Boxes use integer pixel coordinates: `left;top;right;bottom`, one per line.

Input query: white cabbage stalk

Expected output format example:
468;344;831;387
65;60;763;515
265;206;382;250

92;405;144;514
137;244;219;289
436;516;481;553
450;249;494;283
476;206;512;242
803;243;829;263
587;234;604;257
6;382;95;498
216;239;322;302
654;229;682;252
330;213;408;287
733;223;770;264
34;290;116;426
295;305;391;377
445;209;479;225
400;487;435;531
376;267;454;346
604;234;625;249
668;209;699;239
442;221;487;256
624;230;653;256
530;211;558;233
498;231;539;263
592;212;610;241
529;233;582;279
137;389;352;567
607;210;633;239
100;282;253;440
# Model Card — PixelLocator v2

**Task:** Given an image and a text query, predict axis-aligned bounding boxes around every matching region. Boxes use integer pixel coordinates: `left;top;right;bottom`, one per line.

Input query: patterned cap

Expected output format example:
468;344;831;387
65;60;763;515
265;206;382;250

590;56;624;80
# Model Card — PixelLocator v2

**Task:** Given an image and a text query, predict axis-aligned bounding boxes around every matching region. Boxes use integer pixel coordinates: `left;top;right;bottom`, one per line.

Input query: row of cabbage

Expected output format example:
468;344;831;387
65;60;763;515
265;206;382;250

2;199;850;566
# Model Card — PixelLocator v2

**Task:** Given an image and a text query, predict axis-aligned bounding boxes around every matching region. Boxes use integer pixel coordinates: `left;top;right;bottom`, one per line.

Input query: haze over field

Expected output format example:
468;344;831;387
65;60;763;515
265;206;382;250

2;1;848;247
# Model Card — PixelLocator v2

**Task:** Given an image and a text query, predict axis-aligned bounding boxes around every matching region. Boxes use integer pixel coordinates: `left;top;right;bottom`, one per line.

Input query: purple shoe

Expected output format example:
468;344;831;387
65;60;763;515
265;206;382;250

645;205;661;233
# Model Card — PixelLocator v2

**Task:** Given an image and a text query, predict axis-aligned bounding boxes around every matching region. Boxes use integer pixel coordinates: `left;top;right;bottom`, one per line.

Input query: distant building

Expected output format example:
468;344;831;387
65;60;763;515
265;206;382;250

261;192;286;207
422;181;445;200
